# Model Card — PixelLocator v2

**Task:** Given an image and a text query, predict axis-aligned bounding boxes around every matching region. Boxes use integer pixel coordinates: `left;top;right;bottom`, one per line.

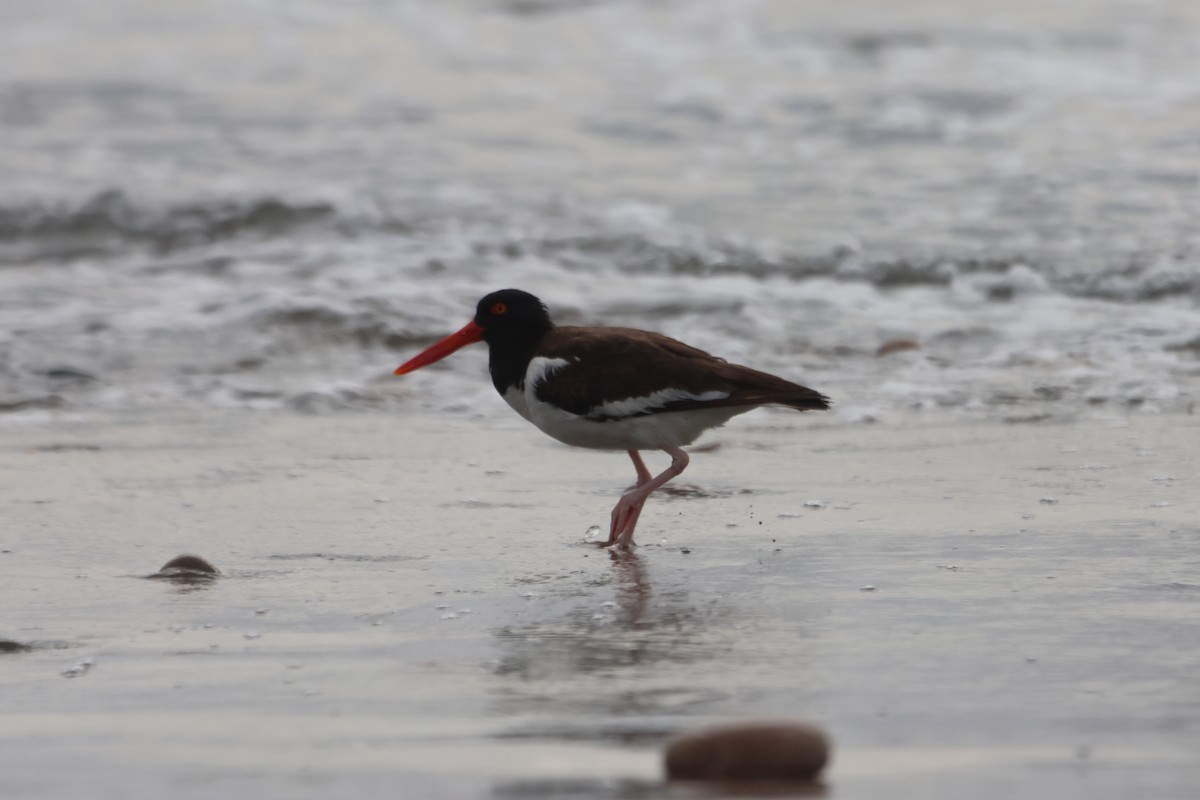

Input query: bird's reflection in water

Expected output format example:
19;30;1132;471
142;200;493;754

608;548;649;626
489;548;730;738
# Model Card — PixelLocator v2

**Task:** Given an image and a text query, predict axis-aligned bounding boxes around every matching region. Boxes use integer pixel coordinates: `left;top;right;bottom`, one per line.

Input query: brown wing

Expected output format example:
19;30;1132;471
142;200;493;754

533;326;830;419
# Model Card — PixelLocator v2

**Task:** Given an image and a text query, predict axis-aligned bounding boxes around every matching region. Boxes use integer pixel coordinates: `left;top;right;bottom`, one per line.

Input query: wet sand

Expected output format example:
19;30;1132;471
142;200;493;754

1;408;1197;799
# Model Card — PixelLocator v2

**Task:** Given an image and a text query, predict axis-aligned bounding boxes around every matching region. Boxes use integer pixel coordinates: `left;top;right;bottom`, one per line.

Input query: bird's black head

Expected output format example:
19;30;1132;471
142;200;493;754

393;288;554;381
472;289;554;395
473;289;554;346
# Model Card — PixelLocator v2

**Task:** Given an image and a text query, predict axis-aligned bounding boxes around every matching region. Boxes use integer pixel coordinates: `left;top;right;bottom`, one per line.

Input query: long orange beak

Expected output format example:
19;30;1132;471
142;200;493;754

393;320;484;376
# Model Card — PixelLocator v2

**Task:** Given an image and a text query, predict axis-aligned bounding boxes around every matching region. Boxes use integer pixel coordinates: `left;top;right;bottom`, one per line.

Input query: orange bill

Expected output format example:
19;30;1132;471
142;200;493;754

394;320;484;375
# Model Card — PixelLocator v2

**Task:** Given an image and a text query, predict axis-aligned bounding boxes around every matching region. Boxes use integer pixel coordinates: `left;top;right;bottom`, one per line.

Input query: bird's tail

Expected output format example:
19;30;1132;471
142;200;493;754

777;391;832;412
717;362;832;412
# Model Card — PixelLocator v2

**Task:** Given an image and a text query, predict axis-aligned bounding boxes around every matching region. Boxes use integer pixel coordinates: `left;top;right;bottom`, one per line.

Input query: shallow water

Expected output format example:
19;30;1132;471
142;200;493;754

1;0;1198;419
2;411;1198;798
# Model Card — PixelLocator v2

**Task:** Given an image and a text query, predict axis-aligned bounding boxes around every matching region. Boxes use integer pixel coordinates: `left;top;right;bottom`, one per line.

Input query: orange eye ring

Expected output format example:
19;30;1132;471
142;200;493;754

491;302;508;315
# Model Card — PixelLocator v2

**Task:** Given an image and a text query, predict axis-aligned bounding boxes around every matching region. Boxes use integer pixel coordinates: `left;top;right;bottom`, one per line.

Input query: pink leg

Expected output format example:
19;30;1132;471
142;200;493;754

603;451;652;546
628;450;653;485
605;445;690;548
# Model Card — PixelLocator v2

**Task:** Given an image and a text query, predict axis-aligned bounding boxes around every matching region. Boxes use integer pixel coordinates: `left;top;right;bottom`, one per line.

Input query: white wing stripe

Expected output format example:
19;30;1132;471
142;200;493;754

589;388;729;420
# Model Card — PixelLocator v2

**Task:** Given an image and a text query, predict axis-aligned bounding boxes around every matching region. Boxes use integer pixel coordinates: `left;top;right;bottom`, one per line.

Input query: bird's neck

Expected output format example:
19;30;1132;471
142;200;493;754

487;325;553;395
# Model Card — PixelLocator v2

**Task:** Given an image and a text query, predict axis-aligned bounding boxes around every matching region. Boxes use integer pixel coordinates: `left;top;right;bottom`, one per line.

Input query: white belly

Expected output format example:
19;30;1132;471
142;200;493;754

530;401;749;450
502;357;750;451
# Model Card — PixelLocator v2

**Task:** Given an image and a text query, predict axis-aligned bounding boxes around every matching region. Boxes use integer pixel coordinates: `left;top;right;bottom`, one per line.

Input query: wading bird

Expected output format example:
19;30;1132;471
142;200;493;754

394;289;829;547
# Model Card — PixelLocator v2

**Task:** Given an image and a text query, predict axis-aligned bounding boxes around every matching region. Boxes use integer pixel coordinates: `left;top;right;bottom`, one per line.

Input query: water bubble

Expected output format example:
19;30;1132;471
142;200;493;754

803;500;826;509
584;525;604;543
1039;497;1058;505
61;658;95;678
860;585;877;592
244;631;261;640
441;612;459;620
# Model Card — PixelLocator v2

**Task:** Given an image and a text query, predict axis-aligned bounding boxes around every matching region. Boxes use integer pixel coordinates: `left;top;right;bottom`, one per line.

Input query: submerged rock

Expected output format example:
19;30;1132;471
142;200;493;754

664;721;831;783
0;639;32;653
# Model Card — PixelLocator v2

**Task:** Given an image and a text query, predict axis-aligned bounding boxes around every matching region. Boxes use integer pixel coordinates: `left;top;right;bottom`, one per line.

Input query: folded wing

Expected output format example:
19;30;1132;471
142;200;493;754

532;327;830;421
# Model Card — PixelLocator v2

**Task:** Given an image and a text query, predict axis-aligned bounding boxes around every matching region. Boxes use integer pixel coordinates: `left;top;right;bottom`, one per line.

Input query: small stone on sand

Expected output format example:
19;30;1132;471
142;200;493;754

147;554;221;582
159;554;219;574
664;721;831;783
1;639;32;653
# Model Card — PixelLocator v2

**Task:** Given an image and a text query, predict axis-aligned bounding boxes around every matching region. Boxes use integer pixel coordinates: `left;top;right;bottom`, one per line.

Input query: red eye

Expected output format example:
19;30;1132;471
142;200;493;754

491;302;508;315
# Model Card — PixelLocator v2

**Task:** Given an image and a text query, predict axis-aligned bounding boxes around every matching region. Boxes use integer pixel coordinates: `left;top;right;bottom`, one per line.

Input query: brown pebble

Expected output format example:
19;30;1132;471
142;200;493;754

665;721;831;783
876;339;921;357
159;554;220;575
147;554;221;583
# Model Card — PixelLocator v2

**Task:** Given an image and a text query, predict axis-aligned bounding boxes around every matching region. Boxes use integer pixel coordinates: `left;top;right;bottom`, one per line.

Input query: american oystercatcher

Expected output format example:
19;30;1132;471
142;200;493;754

394;289;830;548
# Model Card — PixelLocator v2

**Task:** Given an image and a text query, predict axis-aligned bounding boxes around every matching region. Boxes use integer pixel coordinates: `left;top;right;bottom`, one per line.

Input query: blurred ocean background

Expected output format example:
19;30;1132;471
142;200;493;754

2;0;1198;420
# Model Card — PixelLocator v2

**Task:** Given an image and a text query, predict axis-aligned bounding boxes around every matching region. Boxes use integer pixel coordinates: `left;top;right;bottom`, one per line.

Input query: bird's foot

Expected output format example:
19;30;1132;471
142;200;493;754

597;535;636;550
606;494;646;548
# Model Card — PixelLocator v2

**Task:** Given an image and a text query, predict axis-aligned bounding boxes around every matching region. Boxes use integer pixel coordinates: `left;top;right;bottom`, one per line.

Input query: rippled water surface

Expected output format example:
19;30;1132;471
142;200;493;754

2;0;1198;418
